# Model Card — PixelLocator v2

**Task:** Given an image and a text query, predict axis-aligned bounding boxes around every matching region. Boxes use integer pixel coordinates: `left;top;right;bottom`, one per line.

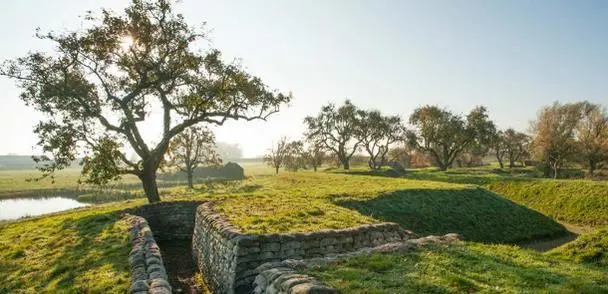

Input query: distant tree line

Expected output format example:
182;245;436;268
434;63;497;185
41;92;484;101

265;100;608;178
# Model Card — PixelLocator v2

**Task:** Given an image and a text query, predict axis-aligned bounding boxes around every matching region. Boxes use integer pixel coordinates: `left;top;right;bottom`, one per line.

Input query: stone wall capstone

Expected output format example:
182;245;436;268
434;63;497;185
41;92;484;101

124;214;172;294
192;202;411;294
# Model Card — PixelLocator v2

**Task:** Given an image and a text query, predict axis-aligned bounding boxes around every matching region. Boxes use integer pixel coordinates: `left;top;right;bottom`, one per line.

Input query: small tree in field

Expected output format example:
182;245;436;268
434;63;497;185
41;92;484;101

357;110;405;169
264;137;290;174
492;130;508;168
530;102;581;178
406;105;495;171
164;126;221;188
493;128;530;168
503;129;530;168
304;100;363;169
283;140;306;172
0;0;290;202
303;143;325;172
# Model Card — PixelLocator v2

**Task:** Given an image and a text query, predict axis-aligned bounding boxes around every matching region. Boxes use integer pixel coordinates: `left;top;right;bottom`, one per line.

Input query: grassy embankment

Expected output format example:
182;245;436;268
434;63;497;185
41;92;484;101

547;227;608;267
0;200;144;293
305;242;608;293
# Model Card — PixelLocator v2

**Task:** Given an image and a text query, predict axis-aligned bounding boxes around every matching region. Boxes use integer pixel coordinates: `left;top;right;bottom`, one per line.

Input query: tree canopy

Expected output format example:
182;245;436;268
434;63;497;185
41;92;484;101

406;105;495;171
304;100;362;169
357;110;406;169
0;0;291;202
164;125;221;188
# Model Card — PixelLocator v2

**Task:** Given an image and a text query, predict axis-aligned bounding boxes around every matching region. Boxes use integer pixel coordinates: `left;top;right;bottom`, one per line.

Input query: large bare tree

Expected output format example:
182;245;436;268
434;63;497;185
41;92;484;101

164;126;221;188
264;137;290;174
304;100;362;169
0;0;290;202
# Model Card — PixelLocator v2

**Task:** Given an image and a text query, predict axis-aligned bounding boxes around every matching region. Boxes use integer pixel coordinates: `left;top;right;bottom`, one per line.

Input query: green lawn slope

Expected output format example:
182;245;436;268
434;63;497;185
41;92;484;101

213;173;565;243
487;180;608;226
547;227;608;267
306;242;608;293
0;201;142;293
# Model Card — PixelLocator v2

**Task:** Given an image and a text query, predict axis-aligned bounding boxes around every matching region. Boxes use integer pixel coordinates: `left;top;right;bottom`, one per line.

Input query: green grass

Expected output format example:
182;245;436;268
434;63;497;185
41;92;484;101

0;166;594;292
306;242;608;293
206;172;566;242
0;200;144;293
487;180;608;226
547;227;608;267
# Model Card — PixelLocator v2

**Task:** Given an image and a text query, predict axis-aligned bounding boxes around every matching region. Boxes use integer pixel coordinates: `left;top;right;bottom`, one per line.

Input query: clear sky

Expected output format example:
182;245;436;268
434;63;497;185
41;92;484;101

1;0;607;158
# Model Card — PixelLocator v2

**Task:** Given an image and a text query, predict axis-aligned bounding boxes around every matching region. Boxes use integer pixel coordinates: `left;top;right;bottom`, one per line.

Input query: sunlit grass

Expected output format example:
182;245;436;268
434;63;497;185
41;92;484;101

0;200;144;293
307;242;608;293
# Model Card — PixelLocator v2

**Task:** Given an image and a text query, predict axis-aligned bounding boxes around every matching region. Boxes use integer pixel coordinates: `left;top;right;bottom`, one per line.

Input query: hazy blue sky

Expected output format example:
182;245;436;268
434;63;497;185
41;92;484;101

1;0;607;157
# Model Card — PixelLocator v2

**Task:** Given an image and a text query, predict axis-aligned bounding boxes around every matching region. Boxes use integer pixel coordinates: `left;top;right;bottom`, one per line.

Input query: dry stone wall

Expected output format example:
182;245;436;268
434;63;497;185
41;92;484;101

126;201;201;241
192;202;410;294
124;214;172;294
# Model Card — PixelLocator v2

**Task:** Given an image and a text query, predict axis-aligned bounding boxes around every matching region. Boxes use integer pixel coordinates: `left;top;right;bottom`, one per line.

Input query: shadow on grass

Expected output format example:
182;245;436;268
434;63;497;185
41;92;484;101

333;187;566;243
50;211;130;290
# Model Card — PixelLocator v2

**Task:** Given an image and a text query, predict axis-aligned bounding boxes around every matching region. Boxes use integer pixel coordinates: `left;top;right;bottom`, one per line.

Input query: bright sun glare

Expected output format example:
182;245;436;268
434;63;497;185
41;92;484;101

120;35;134;51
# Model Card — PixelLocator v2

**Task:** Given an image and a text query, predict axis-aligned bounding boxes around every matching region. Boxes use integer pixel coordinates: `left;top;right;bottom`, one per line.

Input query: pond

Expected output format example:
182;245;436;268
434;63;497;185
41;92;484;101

0;196;90;221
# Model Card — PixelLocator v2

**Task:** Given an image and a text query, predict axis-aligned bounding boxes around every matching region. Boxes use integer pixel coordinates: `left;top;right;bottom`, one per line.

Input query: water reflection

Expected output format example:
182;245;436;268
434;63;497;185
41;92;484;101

0;196;89;221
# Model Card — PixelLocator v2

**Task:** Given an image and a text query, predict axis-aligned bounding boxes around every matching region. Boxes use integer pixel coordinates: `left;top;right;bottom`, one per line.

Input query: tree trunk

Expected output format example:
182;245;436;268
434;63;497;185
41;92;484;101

140;168;161;203
275;166;279;174
509;159;515;168
342;158;350;170
553;163;559;179
187;169;194;189
496;154;504;169
313;165;317;172
589;160;597;176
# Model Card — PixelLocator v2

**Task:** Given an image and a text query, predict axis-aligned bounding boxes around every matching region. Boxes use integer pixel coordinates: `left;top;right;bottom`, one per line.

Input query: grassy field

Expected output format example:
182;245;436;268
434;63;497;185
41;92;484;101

306;242;608;293
0;200;144;293
208;172;565;242
1;163;606;292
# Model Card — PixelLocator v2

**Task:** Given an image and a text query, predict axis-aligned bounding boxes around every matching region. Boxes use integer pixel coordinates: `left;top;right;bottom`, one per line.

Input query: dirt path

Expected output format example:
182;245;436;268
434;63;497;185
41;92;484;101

517;222;593;252
156;240;206;294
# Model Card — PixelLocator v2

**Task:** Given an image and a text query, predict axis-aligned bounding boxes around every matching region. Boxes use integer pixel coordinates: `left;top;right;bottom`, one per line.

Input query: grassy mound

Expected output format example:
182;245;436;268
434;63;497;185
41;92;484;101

306;242;608;293
0;201;141;293
487;180;608;226
336;187;565;243
547;227;608;267
0;170;572;291
214;173;565;243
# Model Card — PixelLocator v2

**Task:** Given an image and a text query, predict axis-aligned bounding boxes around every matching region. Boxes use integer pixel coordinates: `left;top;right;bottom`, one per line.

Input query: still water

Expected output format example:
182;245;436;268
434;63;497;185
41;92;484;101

0;196;89;221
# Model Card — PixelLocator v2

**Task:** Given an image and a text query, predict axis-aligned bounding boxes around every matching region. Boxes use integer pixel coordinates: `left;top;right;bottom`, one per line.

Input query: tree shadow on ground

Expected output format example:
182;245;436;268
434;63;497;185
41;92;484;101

52;211;130;290
332;187;566;243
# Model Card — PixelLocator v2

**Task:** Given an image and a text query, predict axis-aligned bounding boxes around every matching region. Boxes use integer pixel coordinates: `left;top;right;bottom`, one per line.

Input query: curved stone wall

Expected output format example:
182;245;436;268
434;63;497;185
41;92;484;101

126;200;201;241
192;202;411;294
124;214;172;294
